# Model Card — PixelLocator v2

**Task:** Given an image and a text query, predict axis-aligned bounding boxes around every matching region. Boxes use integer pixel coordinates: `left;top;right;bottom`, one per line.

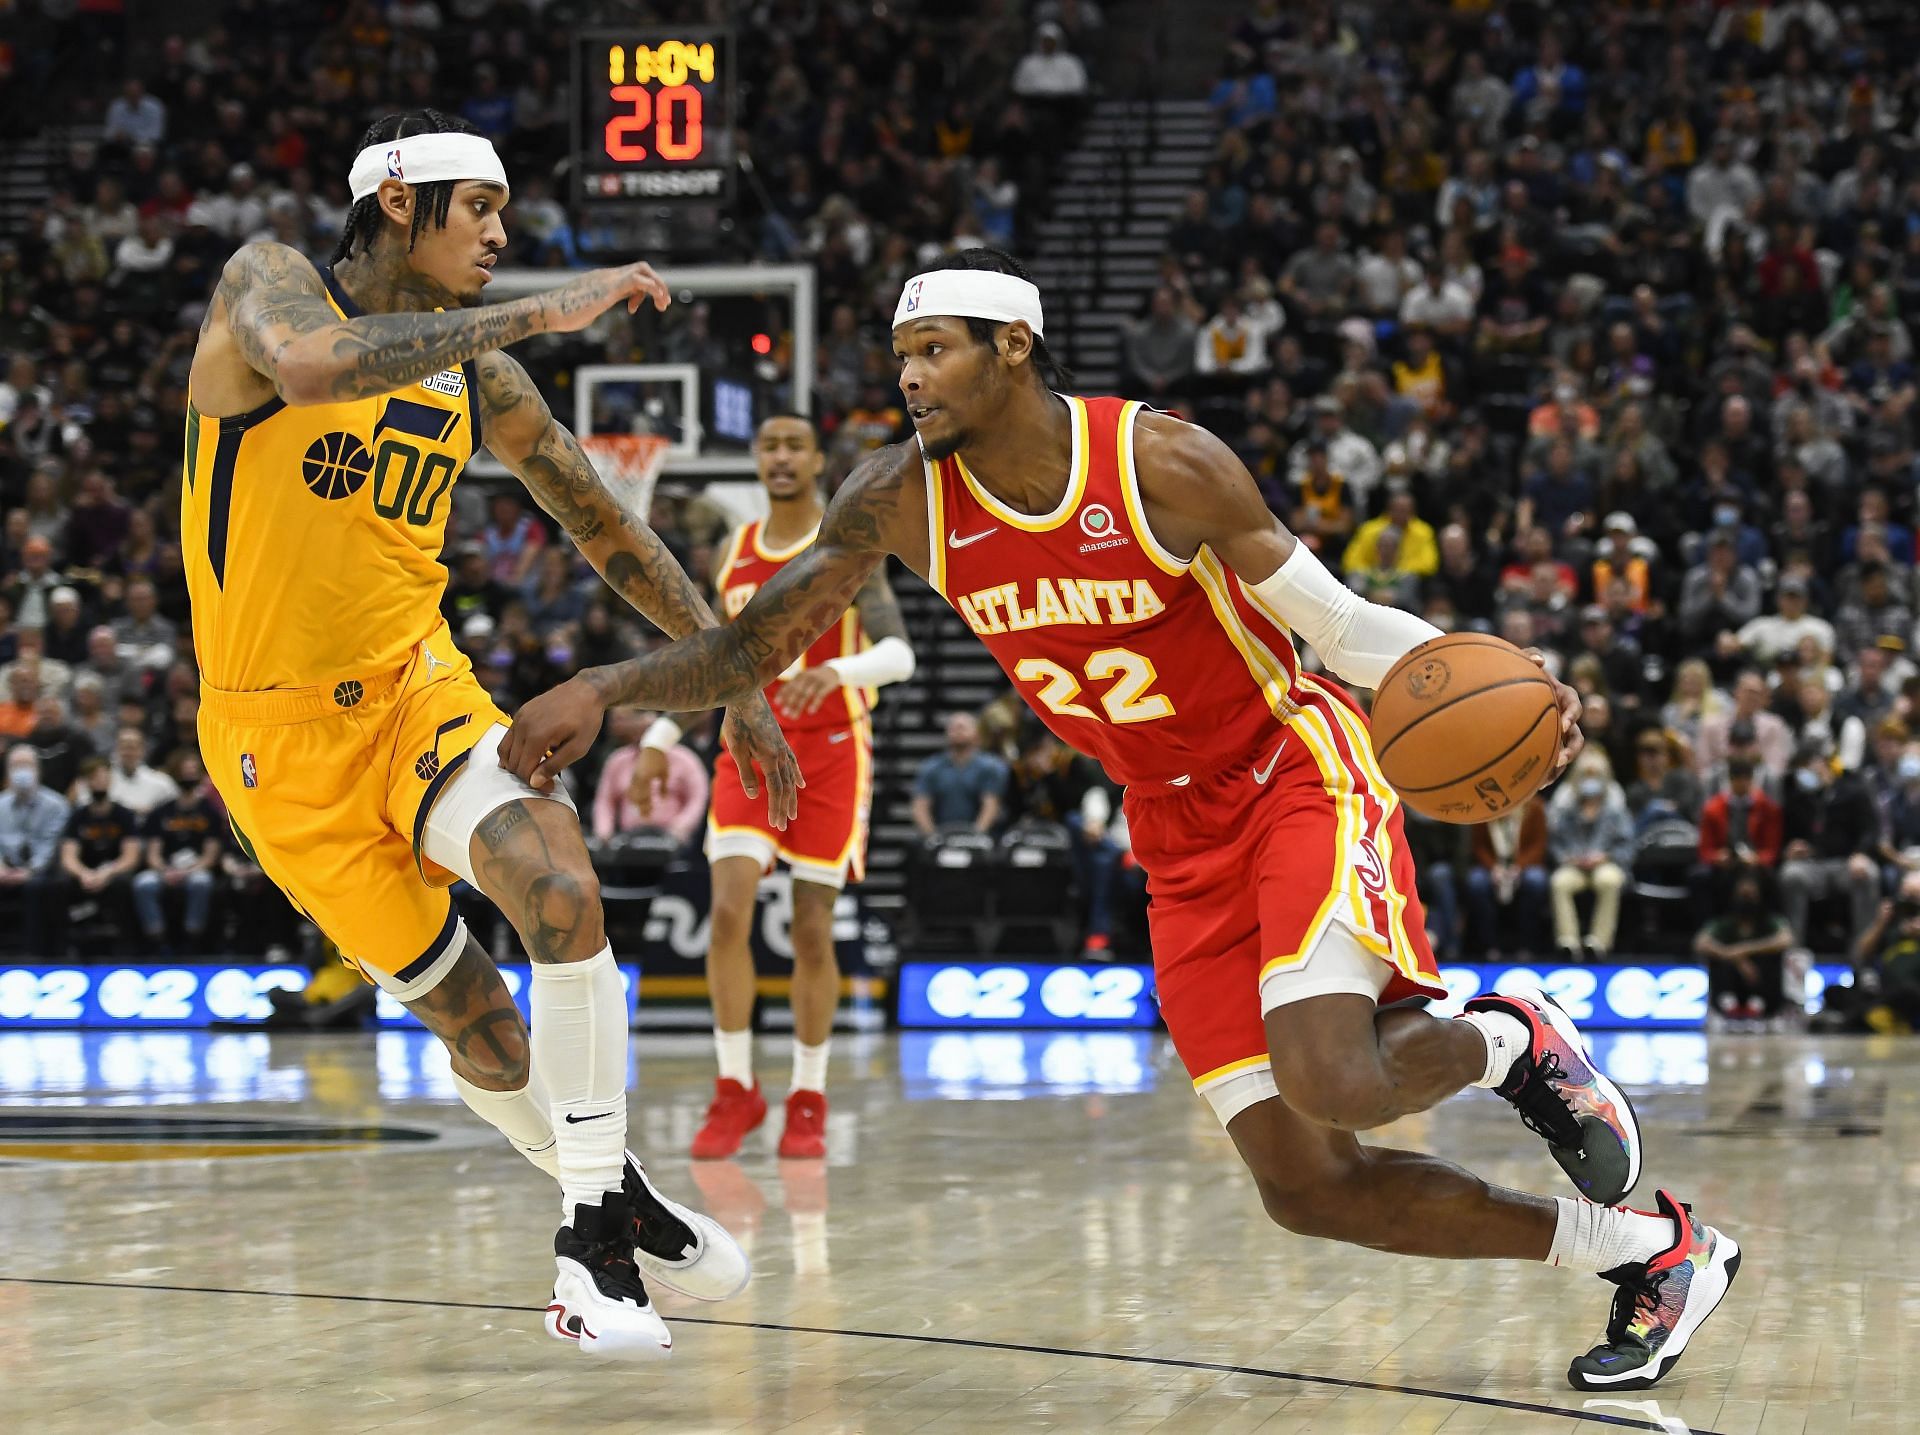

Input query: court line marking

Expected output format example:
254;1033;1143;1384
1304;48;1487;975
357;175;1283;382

0;1275;1726;1433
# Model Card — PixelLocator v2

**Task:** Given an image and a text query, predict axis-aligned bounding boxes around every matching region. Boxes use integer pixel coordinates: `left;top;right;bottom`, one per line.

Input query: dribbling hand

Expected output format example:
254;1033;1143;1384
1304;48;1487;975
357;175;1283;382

1524;647;1585;782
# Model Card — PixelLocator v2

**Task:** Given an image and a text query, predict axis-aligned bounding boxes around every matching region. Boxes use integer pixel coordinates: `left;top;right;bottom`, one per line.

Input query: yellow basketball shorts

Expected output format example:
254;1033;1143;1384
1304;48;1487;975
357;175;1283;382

199;624;507;989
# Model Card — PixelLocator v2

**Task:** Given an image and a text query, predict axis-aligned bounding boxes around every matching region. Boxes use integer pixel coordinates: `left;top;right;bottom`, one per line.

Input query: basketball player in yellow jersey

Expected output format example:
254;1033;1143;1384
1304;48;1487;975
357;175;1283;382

184;109;798;1359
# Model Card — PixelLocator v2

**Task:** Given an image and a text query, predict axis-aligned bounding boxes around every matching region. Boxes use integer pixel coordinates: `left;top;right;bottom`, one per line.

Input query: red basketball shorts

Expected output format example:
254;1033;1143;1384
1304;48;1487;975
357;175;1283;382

706;717;872;890
1123;675;1442;1126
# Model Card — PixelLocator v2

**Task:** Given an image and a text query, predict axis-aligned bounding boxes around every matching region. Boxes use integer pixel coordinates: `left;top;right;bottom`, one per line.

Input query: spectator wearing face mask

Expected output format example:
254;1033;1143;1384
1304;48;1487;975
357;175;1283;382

1779;739;1882;950
1549;770;1635;960
1693;867;1794;1026
0;746;71;954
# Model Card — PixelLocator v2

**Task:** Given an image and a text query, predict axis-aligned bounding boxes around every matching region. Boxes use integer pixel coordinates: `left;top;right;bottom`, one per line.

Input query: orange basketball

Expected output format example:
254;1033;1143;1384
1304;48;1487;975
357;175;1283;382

1370;633;1561;824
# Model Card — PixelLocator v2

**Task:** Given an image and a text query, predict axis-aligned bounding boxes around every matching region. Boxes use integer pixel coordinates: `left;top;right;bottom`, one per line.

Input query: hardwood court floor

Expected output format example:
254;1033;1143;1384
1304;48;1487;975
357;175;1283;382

0;1026;1914;1433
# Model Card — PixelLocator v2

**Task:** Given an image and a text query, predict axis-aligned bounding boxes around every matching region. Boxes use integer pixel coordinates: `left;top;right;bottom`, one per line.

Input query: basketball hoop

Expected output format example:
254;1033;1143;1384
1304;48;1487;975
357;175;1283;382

581;432;671;518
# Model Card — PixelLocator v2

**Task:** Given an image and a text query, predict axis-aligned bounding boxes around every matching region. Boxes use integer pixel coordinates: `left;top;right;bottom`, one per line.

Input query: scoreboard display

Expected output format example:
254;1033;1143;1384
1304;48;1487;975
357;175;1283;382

572;29;734;204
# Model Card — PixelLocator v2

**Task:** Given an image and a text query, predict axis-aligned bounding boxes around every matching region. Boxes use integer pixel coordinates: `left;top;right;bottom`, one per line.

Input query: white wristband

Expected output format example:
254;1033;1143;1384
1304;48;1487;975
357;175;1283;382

824;636;917;689
640;716;684;752
1247;541;1441;688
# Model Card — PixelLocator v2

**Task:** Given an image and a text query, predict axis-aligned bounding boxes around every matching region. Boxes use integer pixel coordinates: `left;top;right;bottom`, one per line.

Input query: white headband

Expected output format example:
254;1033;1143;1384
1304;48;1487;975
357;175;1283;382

348;133;510;202
893;269;1045;337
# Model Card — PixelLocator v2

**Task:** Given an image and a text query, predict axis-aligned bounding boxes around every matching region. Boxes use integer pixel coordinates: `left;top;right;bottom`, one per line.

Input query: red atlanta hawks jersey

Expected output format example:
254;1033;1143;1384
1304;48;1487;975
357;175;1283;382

925;395;1302;785
716;518;875;732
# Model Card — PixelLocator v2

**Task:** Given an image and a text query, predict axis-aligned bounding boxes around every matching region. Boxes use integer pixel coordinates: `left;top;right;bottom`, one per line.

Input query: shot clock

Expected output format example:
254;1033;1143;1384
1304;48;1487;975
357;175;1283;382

572;28;734;204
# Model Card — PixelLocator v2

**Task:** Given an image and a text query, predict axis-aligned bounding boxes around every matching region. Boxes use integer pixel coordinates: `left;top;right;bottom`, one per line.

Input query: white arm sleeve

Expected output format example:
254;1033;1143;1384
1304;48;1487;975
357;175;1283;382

640;716;684;752
824;636;916;688
1248;541;1443;688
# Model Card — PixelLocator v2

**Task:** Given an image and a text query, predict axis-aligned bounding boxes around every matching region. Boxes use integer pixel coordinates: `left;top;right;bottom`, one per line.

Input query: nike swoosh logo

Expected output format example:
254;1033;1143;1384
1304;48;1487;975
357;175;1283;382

1252;740;1288;784
827;730;852;743
948;527;998;548
563;1110;618;1124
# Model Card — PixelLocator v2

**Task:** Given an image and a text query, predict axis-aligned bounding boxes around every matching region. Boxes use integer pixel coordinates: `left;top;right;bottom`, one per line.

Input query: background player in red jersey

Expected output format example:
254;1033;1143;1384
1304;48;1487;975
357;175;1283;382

505;250;1741;1392
631;415;913;1161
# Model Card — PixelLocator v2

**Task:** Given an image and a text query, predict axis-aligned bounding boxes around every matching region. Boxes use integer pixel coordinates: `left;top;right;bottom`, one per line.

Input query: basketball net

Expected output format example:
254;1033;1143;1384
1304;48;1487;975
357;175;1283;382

581;433;670;519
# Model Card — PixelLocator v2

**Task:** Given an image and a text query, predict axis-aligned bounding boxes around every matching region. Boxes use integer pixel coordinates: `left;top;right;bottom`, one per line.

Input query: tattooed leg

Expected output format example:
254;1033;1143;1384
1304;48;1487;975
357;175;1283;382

467;797;606;964
466;797;629;1210
404;936;559;1179
404;934;530;1088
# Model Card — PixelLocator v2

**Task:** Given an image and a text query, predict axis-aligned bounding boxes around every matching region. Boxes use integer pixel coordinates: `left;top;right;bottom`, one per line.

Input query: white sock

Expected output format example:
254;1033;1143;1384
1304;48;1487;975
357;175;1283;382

715;1026;754;1086
452;1067;560;1180
1459;1009;1531;1089
1547;1197;1675;1272
531;945;630;1215
791;1037;830;1095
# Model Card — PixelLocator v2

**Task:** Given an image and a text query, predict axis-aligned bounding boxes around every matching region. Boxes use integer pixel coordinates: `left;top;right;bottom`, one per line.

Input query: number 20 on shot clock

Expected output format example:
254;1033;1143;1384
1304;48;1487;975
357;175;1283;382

572;28;735;204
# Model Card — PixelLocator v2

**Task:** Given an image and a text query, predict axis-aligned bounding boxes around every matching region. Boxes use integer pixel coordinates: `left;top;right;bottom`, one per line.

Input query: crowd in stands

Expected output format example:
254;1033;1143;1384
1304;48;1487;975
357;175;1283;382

0;0;1105;957
1103;0;1920;1025
9;0;1920;1031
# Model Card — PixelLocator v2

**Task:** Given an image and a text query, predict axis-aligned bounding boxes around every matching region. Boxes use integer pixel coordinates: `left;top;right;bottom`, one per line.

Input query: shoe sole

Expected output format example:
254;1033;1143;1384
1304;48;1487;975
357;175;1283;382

547;1261;674;1360
1566;1232;1742;1392
1527;986;1645;1205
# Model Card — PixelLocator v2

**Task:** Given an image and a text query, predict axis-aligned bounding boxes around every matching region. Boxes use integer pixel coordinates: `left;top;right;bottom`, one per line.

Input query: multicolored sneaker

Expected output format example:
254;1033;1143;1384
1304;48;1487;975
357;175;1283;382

690;1077;767;1160
623;1152;751;1301
1465;988;1642;1204
777;1089;828;1159
1567;1190;1742;1391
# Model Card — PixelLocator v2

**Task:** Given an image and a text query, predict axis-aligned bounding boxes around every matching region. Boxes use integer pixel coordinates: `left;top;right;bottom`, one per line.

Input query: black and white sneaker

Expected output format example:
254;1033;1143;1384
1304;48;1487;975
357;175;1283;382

545;1191;673;1359
624;1150;751;1302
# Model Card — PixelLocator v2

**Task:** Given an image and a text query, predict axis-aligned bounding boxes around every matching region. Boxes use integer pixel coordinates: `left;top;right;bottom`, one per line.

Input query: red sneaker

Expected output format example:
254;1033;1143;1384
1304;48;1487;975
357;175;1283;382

777;1089;827;1159
690;1078;767;1160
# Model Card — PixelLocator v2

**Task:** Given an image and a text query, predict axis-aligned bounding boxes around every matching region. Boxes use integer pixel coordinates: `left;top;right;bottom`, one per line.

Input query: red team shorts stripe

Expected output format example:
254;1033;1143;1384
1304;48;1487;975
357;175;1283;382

707;718;873;890
1124;686;1443;1116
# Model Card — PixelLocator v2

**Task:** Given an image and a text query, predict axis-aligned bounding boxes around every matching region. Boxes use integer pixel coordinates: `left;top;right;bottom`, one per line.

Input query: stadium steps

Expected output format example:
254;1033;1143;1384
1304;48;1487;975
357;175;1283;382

859;569;999;919
0;134;59;237
1028;99;1218;391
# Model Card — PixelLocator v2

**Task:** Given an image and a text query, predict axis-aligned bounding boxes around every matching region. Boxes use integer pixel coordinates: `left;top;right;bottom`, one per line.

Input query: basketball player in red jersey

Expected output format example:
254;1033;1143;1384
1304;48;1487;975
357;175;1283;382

506;251;1740;1391
630;414;913;1160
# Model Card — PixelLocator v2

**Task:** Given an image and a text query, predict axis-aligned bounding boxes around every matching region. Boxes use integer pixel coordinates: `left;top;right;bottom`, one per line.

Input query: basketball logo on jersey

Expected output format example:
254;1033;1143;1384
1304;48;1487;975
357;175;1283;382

333;680;364;709
414;714;471;783
303;432;374;501
240;753;258;789
1353;836;1387;895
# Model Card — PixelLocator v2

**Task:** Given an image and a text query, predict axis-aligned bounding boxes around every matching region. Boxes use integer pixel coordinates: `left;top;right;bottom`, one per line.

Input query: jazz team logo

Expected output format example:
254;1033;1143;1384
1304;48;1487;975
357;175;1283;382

903;278;923;314
240;753;258;789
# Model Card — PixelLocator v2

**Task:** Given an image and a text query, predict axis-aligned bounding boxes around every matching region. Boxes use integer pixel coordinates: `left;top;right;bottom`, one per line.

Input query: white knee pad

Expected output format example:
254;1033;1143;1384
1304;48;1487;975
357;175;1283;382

421;723;580;888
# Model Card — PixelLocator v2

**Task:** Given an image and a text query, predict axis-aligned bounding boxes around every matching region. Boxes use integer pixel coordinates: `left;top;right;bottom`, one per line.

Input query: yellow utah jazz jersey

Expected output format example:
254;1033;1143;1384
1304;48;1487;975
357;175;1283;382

182;263;478;691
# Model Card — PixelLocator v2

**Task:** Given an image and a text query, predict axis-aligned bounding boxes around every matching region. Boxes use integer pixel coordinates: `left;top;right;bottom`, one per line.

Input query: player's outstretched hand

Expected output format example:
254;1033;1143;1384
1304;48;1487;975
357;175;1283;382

500;676;608;792
775;667;841;719
722;696;804;830
538;261;671;334
1524;647;1586;782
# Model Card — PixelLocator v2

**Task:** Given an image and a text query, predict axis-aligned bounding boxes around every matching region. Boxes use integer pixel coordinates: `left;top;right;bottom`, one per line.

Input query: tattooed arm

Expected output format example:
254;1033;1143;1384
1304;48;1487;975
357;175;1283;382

477;350;800;819
212;241;668;406
774;562;915;719
499;443;921;788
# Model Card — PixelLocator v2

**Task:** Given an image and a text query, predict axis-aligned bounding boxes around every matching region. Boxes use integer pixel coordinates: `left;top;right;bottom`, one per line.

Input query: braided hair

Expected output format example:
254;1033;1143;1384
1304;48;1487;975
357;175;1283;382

923;247;1074;391
332;109;481;262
